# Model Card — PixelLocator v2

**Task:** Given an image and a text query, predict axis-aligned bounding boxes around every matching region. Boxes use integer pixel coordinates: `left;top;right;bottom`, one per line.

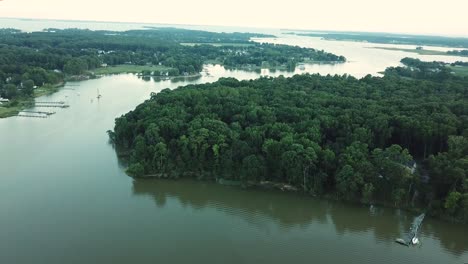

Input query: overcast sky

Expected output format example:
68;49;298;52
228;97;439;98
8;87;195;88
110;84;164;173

1;0;467;36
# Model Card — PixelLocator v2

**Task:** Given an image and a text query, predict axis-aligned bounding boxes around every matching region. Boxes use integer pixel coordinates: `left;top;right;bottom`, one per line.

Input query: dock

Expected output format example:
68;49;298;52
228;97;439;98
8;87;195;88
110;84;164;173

35;103;69;108
34;101;69;108
34;101;70;108
16;101;69;119
17;114;48;118
35;101;66;105
21;110;56;115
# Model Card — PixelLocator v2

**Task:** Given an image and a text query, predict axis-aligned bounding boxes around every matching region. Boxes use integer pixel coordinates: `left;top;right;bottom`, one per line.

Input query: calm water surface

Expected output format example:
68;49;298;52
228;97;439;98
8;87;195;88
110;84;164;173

0;18;467;264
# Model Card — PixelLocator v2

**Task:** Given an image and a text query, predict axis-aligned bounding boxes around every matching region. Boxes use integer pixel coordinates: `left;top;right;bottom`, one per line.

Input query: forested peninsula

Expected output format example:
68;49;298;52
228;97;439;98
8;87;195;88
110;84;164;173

110;58;468;222
0;28;345;117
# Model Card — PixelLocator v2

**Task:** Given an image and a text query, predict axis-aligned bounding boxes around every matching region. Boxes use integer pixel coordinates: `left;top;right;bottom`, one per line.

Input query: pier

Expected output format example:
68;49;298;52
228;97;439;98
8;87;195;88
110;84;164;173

35;101;66;104
16;101;68;119
17;114;48;118
21;110;56;115
34;101;70;108
34;104;70;108
35;103;69;108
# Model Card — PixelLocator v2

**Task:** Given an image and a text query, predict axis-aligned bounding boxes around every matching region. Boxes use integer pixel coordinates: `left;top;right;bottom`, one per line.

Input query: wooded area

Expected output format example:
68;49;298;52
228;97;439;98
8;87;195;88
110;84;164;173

0;28;344;101
110;58;468;222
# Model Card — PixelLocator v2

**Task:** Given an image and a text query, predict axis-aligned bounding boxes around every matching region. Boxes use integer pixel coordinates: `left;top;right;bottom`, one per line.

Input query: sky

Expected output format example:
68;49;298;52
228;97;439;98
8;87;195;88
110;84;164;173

0;0;467;36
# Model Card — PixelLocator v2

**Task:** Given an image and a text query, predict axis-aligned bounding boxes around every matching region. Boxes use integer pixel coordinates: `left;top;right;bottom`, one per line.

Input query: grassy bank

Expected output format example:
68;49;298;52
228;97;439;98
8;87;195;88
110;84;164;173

0;100;34;118
93;65;174;75
0;105;22;118
0;82;64;119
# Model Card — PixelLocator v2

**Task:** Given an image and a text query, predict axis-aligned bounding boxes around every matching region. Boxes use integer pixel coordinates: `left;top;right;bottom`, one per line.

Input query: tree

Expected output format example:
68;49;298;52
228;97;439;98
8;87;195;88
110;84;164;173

126;163;145;177
242;155;265;181
22;79;35;97
336;165;363;200
64;58;88;75
372;145;413;203
445;191;462;215
152;142;168;172
4;84;17;99
362;183;375;204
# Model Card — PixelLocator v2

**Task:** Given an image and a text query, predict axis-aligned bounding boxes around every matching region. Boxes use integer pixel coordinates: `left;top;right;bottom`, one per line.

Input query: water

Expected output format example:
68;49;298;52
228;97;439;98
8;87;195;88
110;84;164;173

0;18;467;264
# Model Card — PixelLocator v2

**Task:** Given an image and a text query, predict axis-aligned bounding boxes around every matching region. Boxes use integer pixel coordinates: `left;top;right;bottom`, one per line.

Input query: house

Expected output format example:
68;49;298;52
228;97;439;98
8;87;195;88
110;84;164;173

405;161;417;175
0;97;10;103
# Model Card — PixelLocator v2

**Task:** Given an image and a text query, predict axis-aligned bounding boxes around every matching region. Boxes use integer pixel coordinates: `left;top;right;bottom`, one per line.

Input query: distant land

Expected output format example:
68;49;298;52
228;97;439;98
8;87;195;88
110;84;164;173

370;47;468;57
284;30;468;48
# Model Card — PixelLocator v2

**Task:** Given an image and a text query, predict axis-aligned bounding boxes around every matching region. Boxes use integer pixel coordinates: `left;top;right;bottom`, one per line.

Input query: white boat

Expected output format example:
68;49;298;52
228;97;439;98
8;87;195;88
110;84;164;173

412;237;419;245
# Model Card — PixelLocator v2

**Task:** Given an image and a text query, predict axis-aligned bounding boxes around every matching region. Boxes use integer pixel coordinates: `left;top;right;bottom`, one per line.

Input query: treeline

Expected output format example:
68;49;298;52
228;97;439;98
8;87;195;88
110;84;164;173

110;62;468;222
385;57;461;81
289;31;468;48
219;44;345;69
0;28;344;100
451;61;468;67
447;50;468;56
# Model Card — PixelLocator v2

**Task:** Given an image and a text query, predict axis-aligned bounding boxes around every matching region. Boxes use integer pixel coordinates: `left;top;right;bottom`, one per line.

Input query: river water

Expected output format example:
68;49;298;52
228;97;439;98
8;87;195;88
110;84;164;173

0;18;467;264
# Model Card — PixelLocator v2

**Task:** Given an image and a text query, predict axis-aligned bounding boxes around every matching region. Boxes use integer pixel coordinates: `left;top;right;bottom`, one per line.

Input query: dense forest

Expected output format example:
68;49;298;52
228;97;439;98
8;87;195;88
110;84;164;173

287;31;468;48
110;58;468;222
0;28;344;101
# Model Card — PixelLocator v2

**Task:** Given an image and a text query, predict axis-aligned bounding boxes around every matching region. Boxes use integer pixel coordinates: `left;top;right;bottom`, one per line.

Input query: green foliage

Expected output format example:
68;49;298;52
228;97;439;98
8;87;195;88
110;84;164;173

362;183;375;204
64;58;88;75
126;163;145;177
22;79;35;97
111;71;468;220
0;28;344;103
444;191;462;215
385;58;453;81
336;165;363;200
3;84;17;99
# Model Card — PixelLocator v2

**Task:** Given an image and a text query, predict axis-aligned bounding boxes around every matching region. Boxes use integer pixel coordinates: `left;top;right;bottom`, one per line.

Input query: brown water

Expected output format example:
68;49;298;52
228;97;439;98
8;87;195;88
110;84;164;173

0;73;467;264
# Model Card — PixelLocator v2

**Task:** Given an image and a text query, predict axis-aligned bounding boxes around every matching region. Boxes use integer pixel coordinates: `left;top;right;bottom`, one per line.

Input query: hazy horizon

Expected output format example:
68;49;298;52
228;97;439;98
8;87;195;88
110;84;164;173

1;0;467;37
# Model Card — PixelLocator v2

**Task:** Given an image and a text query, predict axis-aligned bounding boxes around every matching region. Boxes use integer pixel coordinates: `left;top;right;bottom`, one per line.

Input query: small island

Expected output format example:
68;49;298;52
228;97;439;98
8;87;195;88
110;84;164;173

0;28;345;117
110;57;468;223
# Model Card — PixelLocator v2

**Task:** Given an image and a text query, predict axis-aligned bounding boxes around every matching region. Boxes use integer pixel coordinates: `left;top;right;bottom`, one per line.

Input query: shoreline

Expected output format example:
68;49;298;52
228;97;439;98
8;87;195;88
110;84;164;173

369;47;468;57
130;173;448;223
0;82;66;119
302;36;468;49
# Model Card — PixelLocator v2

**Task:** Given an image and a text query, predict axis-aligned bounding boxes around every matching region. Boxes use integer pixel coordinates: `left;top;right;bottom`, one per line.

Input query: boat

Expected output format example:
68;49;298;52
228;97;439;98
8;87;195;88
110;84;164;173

97;88;102;99
395;213;425;247
395;238;408;246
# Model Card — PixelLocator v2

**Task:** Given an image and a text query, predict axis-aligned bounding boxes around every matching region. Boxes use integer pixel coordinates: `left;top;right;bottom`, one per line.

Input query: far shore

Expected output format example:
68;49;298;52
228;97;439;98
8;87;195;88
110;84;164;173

370;47;455;56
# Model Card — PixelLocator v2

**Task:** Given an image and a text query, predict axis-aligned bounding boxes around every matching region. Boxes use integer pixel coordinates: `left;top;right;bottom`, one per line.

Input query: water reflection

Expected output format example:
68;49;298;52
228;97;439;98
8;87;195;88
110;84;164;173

132;179;328;228
423;221;468;256
131;178;468;256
